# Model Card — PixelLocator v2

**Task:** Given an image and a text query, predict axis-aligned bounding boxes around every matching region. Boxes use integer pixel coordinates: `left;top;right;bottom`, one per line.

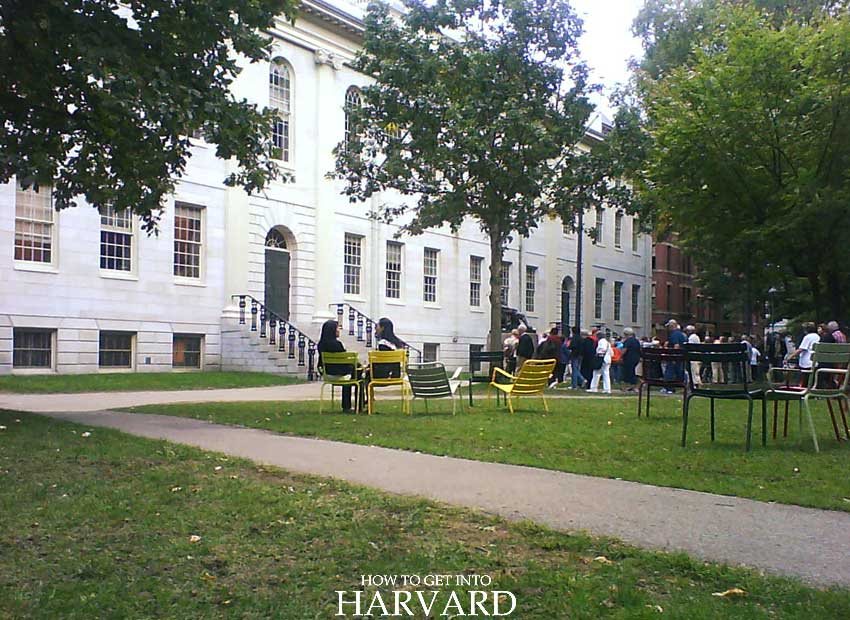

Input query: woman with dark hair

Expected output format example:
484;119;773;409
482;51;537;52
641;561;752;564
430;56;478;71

376;317;404;350
317;319;355;412
372;317;405;380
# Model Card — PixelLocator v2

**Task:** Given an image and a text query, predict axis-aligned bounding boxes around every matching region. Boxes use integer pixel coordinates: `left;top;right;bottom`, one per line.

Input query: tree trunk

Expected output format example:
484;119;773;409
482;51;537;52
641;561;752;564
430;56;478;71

488;230;503;352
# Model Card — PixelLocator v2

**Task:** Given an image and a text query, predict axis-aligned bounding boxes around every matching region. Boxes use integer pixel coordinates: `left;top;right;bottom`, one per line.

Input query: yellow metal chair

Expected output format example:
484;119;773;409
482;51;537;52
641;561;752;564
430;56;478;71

367;349;410;415
489;359;556;414
319;352;363;414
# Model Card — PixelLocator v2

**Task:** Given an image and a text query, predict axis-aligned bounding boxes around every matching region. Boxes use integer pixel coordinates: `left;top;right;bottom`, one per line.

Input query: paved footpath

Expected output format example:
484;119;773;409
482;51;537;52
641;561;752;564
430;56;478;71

0;383;628;413
29;407;850;589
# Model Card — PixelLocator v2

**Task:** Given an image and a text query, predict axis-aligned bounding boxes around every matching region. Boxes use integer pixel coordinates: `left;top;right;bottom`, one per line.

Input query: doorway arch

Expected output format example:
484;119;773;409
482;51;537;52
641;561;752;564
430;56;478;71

561;276;574;333
264;226;294;320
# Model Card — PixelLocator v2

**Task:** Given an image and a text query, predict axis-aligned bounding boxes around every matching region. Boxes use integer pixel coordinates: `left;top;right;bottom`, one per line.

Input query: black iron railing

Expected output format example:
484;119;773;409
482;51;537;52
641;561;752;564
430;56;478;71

331;302;423;363
233;295;317;380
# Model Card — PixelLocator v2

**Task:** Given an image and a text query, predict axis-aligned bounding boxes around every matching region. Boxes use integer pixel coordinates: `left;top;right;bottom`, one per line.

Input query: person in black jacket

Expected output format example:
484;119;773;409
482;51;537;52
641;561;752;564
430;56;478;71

568;326;585;389
580;330;596;389
621;327;641;390
515;324;536;371
317;319;356;412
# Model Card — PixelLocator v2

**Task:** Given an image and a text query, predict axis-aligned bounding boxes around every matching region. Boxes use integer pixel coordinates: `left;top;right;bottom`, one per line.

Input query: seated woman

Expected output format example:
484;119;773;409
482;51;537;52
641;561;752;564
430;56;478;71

317;319;357;412
372;317;405;379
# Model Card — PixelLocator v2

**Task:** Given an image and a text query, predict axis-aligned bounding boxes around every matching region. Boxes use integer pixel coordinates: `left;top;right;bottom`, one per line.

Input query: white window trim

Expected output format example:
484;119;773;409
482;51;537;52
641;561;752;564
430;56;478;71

469;255;484;311
98;207;138;277
12;328;57;374
98;331;137;372
614;212;624;250
525;265;537;315
13;183;59;271
343;233;365;300
269;57;294;170
385;240;404;301
423;247;440;306
172;334;205;371
173;203;206;284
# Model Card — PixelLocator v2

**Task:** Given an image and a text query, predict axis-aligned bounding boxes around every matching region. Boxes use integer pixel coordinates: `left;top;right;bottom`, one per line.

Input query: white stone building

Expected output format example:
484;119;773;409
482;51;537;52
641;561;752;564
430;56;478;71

0;0;651;377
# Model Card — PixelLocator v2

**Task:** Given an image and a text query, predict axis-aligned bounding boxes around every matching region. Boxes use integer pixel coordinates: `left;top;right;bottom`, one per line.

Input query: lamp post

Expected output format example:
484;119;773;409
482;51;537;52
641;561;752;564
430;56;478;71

768;287;778;333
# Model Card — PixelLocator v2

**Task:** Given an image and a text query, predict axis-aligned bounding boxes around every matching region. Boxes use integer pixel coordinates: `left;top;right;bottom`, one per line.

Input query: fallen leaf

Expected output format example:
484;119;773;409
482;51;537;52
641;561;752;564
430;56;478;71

214;466;223;471
712;588;747;598
81;432;91;438
0;426;6;431
171;486;182;493
593;556;613;565
189;535;202;543
645;604;664;613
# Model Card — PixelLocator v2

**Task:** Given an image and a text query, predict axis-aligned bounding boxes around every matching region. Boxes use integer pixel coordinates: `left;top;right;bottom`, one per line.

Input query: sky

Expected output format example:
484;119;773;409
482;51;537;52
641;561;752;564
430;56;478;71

569;0;646;120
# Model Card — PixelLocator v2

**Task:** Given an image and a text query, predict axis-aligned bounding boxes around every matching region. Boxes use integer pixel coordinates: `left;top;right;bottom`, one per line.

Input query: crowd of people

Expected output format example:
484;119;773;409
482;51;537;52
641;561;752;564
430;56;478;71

501;318;849;394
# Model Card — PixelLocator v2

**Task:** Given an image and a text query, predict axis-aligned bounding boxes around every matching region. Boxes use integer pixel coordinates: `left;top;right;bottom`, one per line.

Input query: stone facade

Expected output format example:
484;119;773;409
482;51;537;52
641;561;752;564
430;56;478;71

0;0;652;375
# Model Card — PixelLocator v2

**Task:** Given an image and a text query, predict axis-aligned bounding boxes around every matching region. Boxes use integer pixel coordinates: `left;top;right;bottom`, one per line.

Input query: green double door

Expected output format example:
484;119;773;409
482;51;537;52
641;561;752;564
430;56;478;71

264;248;290;321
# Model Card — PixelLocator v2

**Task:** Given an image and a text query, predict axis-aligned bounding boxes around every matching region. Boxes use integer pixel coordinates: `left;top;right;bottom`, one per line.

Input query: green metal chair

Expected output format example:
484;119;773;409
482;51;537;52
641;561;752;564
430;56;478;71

682;343;765;451
406;362;464;415
799;343;850;452
319;351;363;414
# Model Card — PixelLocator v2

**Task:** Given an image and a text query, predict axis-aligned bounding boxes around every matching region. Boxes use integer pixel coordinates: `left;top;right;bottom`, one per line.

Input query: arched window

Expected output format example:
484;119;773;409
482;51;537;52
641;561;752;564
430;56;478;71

265;228;287;249
269;59;291;162
344;86;362;148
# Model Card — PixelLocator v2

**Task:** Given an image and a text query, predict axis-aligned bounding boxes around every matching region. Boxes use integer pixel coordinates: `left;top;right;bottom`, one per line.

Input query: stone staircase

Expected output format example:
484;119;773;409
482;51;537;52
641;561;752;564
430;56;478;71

220;296;317;380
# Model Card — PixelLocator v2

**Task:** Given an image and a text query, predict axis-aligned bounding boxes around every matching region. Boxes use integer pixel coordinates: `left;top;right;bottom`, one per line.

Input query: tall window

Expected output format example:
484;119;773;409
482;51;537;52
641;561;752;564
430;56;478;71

614;281;623;322
14;183;54;264
469;256;483;307
99;206;133;272
500;262;511;306
269;59;291;162
423;248;439;303
666;283;672;310
594;278;604;319
525;266;537;313
614;212;623;248
344;87;362;148
631;221;640;253
632;284;640;324
385;241;402;299
594;208;604;244
99;331;134;368
666;245;674;271
174;204;203;279
344;234;362;295
13;329;54;368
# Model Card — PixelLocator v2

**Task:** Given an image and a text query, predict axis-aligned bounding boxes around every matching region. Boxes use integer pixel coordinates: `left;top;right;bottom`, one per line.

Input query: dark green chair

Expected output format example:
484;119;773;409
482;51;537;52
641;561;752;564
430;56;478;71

682;343;765;451
406;362;464;415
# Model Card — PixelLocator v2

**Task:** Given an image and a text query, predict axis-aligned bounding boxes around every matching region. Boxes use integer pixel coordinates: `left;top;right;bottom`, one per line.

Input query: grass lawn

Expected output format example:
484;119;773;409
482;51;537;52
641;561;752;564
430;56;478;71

0;371;304;394
1;410;848;619
129;395;850;512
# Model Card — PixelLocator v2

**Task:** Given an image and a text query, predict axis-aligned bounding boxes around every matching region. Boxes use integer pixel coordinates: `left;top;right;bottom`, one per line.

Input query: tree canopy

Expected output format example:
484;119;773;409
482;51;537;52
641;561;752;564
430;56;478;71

0;0;297;231
334;0;629;348
625;0;850;323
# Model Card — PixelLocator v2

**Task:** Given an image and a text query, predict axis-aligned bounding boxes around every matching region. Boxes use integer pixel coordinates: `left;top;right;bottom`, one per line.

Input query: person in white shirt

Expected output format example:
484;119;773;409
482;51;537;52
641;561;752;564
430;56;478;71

789;323;819;370
588;334;612;394
685;325;702;386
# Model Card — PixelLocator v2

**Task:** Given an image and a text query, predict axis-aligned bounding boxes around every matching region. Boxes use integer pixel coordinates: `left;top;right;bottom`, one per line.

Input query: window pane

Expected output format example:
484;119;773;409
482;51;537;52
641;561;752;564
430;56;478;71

525;266;536;313
423;248;438;303
344;234;362;295
14;184;54;263
500;262;511;307
469;256;482;307
173;335;203;368
632;285;640;323
174;205;203;278
99;332;133;367
614;281;623;322
386;241;402;299
13;329;53;368
595;278;604;319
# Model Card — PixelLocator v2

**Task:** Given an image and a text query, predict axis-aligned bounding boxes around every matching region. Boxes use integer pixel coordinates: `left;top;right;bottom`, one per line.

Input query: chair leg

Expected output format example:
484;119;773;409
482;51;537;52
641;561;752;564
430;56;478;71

542;393;549;414
841;395;850;439
772;401;778;439
681;394;691;447
803;396;820;453
710;398;715;442
319;383;325;415
745;397;753;452
646;385;651;418
783;401;789;438
637;382;643;417
826;400;842;441
368;384;374;415
760;398;767;447
507;395;514;414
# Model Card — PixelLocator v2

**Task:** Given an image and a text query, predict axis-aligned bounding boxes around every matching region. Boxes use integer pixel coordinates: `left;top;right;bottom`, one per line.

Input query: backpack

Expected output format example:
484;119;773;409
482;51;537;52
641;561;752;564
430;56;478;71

611;346;623;364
